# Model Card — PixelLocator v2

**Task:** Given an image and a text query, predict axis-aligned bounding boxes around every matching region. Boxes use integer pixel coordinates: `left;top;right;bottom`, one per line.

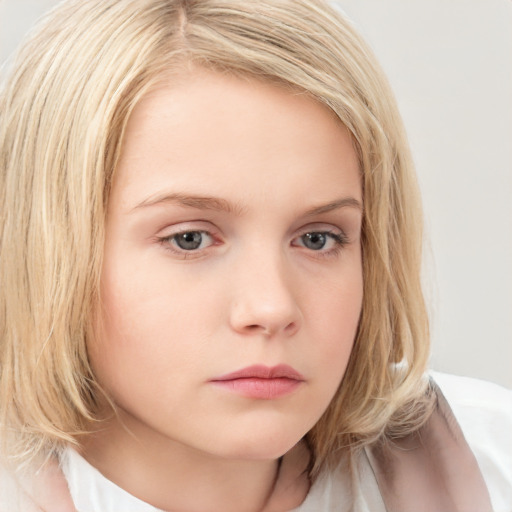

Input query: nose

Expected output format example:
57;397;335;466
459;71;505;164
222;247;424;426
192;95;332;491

229;253;302;338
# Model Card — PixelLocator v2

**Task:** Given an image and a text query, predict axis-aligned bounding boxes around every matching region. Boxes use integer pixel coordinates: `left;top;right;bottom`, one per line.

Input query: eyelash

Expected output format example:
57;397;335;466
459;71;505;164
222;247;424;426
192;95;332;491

156;228;349;259
293;230;348;259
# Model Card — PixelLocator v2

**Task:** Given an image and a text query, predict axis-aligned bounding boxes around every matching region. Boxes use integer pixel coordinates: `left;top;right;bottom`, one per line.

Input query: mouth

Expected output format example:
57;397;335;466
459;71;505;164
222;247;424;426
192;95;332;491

210;364;305;400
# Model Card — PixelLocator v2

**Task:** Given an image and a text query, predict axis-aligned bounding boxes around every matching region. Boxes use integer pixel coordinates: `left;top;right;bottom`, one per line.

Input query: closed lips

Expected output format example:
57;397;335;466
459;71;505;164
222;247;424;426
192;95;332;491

211;364;304;382
210;365;305;400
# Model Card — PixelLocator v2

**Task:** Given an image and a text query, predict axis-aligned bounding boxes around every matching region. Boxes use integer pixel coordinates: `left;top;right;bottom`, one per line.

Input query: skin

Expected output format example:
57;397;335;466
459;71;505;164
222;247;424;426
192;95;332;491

84;69;363;512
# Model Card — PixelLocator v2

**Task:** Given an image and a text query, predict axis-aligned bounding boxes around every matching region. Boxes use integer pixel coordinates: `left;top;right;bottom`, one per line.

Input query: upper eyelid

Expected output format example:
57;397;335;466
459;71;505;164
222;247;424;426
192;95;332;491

295;224;347;238
156;220;219;236
296;225;343;233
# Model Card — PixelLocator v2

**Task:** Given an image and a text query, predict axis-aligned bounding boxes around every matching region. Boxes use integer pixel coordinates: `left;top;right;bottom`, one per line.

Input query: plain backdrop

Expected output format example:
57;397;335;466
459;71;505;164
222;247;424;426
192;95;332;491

1;0;511;388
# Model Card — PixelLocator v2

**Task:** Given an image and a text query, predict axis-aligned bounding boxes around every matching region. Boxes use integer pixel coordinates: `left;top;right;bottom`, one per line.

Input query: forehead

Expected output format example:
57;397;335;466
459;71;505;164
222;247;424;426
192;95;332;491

112;69;361;212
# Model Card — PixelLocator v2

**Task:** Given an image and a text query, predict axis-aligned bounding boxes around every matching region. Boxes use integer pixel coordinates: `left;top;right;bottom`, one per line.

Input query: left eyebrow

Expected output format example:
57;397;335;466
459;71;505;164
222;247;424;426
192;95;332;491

303;197;363;216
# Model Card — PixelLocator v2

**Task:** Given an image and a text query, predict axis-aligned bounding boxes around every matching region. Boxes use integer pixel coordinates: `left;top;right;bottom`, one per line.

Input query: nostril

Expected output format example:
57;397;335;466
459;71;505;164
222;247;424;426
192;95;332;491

284;321;296;332
243;324;274;336
243;321;298;337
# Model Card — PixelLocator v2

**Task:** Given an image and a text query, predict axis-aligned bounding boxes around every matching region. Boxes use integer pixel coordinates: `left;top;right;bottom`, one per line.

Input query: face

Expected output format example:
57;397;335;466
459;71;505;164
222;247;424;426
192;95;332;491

90;69;363;461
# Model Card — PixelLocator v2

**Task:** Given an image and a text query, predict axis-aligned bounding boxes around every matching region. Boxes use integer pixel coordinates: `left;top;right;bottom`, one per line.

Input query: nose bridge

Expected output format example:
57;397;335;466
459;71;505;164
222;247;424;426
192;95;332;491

229;243;301;337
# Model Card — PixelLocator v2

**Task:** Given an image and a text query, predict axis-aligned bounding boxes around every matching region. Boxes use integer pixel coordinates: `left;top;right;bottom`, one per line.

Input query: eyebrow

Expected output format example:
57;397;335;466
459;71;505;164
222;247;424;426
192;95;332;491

131;192;363;216
303;197;363;216
132;192;246;215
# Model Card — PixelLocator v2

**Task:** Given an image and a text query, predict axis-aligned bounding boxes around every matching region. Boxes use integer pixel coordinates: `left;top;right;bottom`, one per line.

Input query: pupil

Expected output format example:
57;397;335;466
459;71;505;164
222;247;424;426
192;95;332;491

176;232;202;250
303;232;326;250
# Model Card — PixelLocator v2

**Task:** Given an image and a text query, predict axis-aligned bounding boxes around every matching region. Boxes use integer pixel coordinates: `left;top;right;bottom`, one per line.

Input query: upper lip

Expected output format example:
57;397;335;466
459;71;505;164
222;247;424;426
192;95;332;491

211;364;304;381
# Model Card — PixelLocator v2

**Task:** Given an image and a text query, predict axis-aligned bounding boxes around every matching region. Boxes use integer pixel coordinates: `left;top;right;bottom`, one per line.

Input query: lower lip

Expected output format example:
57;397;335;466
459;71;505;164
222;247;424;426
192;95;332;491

211;378;302;399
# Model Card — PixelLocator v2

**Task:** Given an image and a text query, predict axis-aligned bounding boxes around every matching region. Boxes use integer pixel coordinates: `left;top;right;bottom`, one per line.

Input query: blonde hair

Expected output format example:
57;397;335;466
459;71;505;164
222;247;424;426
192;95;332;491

0;0;432;475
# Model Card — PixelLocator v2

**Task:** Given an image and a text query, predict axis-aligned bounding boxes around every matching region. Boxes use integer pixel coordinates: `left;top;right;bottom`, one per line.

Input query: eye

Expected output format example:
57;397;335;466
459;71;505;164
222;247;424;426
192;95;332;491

163;230;214;252
301;232;329;250
293;230;347;253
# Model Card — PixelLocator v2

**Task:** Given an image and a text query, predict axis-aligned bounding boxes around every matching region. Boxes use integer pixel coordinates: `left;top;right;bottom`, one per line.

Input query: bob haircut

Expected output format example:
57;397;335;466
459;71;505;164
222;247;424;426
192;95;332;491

0;0;432;475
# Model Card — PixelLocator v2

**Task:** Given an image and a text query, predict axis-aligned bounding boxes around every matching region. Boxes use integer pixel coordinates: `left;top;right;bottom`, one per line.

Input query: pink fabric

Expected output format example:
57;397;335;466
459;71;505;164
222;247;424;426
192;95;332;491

11;457;77;512
366;380;493;512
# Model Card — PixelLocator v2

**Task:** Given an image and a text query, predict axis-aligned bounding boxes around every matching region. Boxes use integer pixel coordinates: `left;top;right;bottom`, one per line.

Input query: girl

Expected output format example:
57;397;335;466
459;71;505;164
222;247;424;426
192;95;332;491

0;0;510;510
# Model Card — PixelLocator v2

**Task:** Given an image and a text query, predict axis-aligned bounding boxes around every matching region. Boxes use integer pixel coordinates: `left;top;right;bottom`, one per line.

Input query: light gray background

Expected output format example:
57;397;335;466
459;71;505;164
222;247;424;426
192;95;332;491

1;0;511;388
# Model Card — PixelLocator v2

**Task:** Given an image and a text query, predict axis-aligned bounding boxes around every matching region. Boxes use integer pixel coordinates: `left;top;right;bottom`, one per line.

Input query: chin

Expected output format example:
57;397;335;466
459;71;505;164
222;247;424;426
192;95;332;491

222;442;298;462
207;424;309;462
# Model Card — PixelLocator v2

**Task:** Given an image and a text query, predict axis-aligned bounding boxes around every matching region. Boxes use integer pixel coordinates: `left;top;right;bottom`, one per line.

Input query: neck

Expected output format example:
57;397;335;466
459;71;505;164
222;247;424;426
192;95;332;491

79;407;310;512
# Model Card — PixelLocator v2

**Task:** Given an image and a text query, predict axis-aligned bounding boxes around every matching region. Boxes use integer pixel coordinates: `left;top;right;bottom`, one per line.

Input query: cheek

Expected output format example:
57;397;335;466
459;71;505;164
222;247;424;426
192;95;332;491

294;254;363;386
88;261;222;395
308;256;363;333
306;267;363;380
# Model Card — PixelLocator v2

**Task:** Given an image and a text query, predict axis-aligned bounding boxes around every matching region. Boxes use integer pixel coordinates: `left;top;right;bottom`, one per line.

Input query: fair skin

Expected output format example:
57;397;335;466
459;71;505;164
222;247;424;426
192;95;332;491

84;69;363;512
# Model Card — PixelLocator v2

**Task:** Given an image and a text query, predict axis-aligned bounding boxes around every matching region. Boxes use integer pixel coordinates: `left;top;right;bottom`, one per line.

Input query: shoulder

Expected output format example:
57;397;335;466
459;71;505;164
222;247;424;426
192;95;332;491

0;460;32;512
431;371;512;511
0;455;76;512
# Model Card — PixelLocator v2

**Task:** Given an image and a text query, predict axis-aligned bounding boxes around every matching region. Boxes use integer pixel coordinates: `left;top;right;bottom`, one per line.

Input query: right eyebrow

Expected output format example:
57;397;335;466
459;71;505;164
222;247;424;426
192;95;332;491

130;192;247;216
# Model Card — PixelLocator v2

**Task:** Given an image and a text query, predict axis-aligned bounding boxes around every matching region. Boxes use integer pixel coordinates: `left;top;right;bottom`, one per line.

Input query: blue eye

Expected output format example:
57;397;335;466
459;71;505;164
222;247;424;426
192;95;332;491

174;231;203;250
301;232;328;250
168;231;213;251
294;231;346;253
